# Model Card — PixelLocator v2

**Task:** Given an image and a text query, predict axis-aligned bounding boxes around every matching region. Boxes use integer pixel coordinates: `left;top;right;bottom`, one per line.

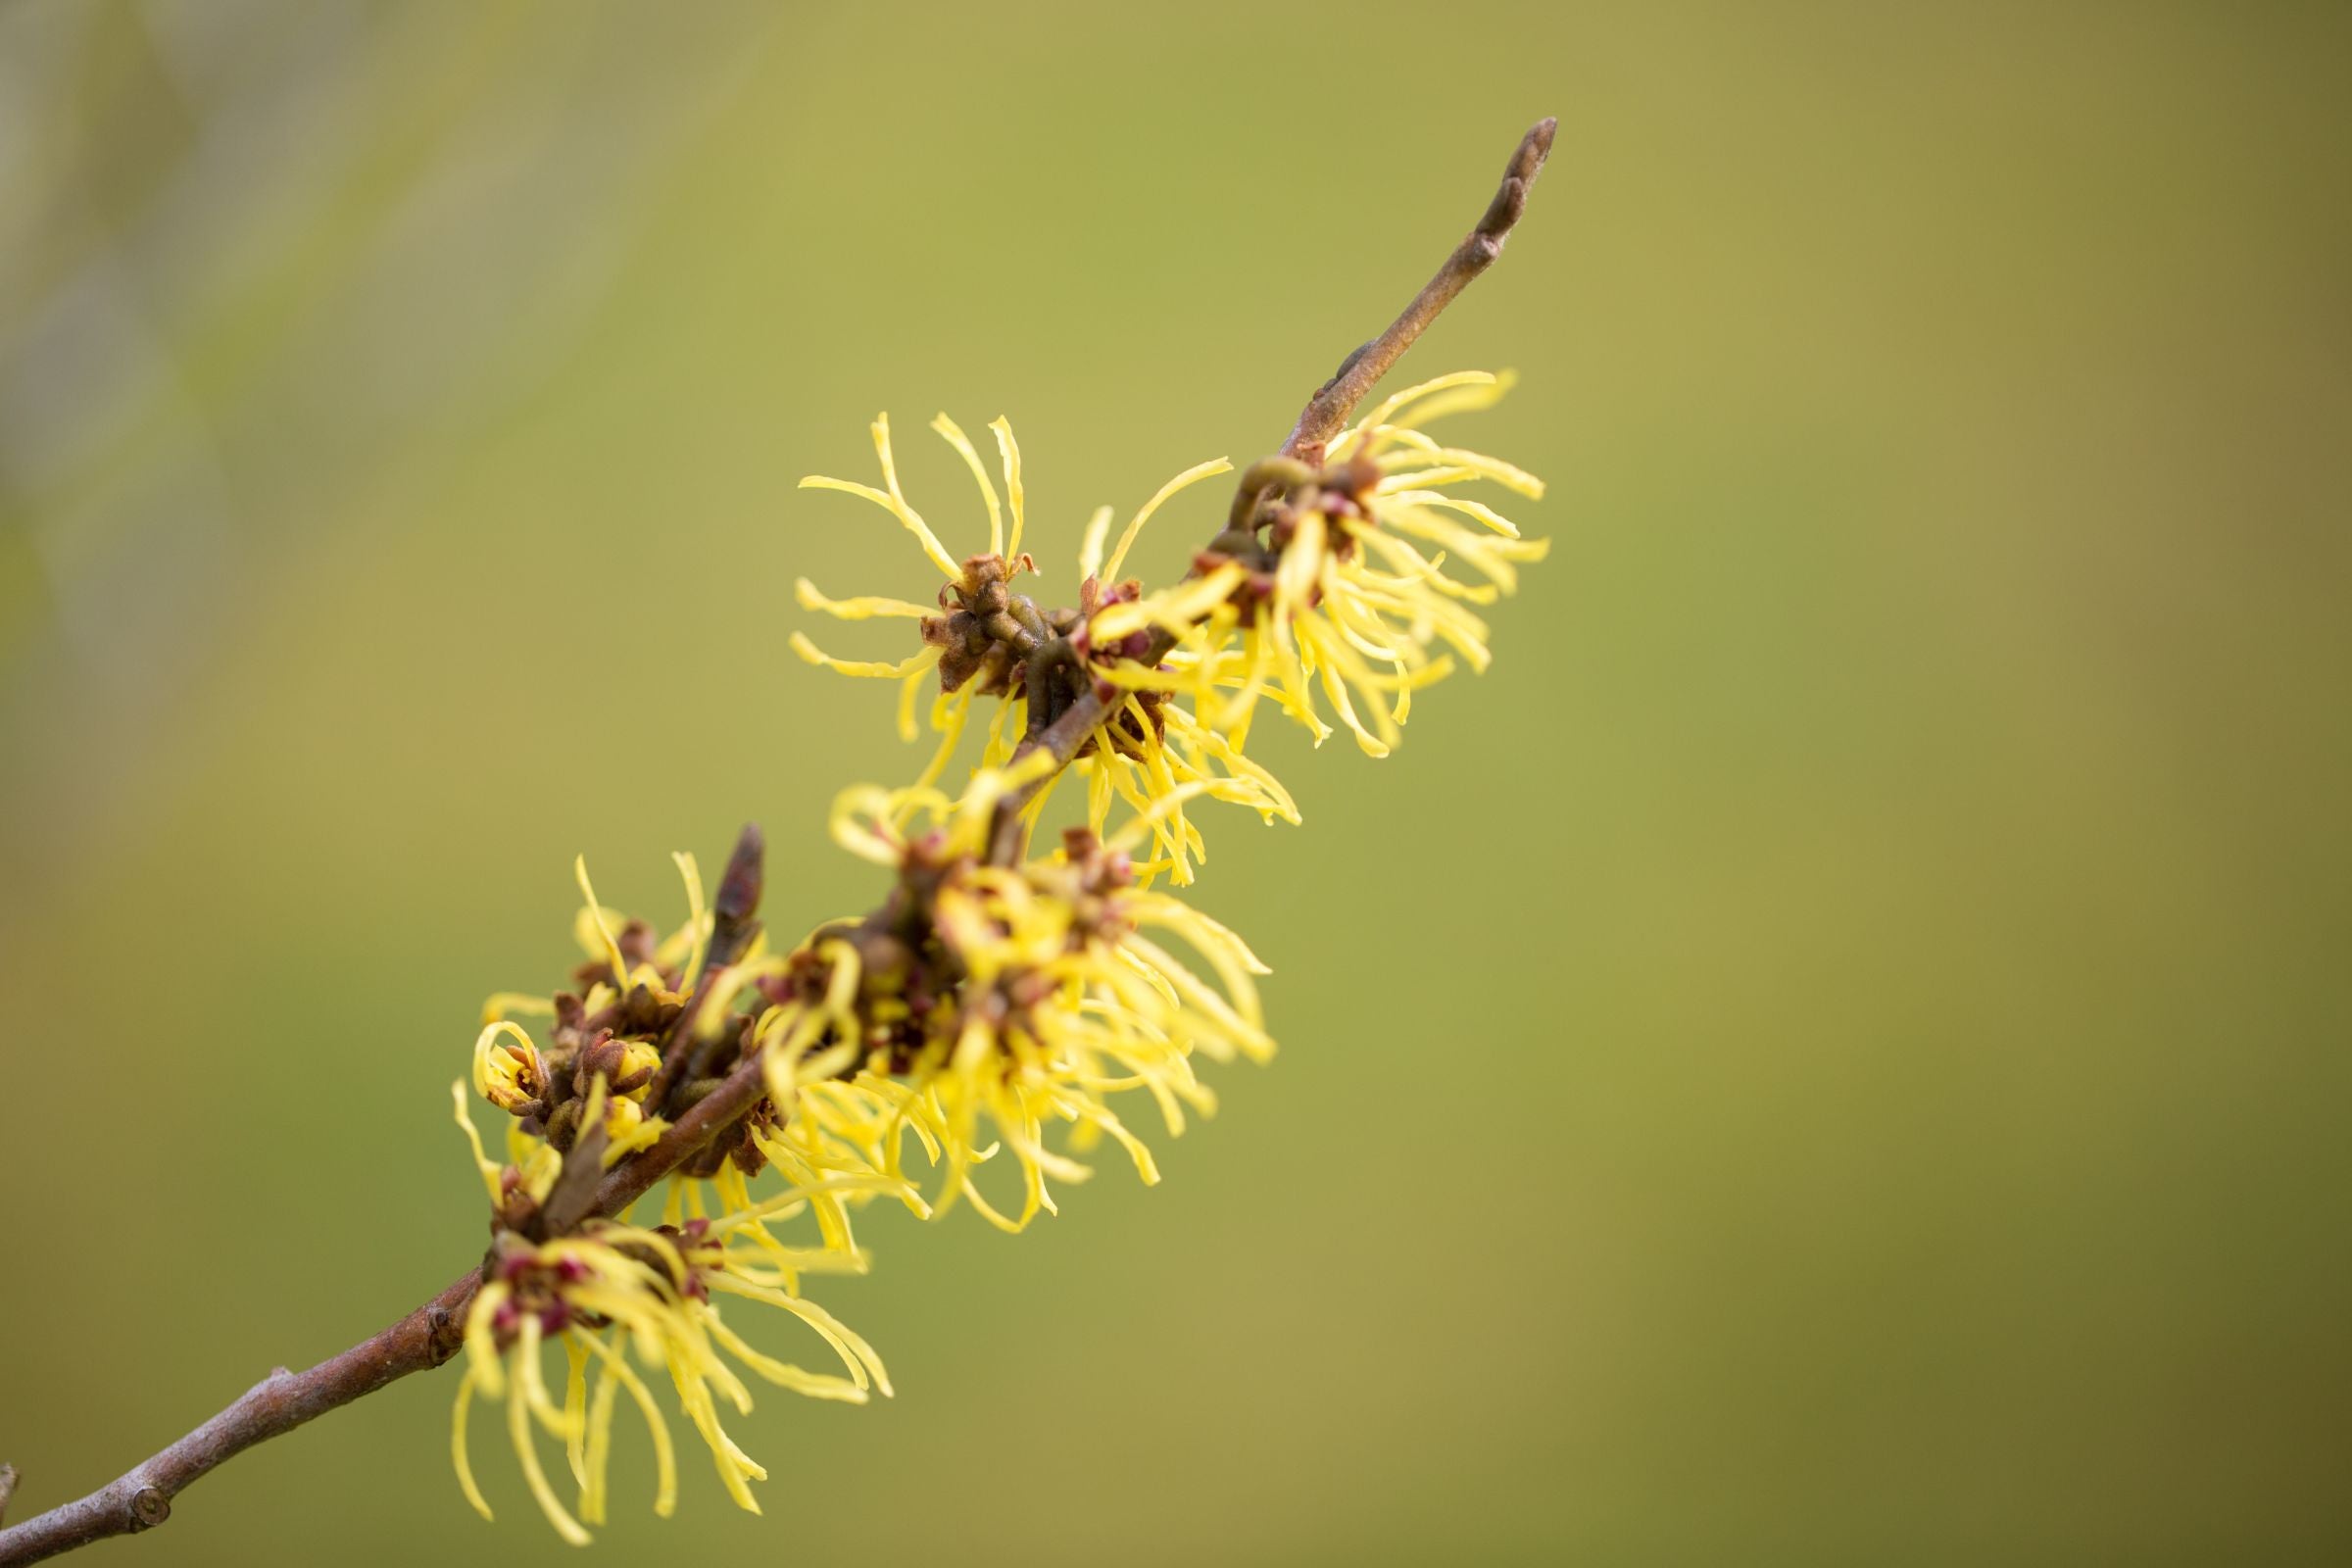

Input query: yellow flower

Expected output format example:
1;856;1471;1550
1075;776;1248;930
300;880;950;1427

472;843;924;1288
792;412;1290;881
469;852;733;1169
447;1189;889;1541
1067;688;1298;886
914;824;1274;1230
1092;370;1548;757
469;1020;667;1162
473;1021;548;1117
704;775;1273;1234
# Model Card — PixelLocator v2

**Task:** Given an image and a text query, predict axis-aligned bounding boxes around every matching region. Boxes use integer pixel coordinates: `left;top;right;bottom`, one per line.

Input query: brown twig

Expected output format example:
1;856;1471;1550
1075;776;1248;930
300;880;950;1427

642;821;766;1111
0;1271;478;1567
0;113;1559;1564
590;1048;772;1218
985;117;1558;864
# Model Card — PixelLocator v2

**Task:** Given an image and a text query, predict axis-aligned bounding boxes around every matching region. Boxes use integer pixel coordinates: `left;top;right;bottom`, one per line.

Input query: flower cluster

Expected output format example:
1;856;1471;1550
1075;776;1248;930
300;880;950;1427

450;851;905;1539
447;369;1543;1540
1100;371;1548;759
446;1208;886;1543
792;412;1299;886
795;371;1543;875
726;768;1274;1233
444;776;1276;1534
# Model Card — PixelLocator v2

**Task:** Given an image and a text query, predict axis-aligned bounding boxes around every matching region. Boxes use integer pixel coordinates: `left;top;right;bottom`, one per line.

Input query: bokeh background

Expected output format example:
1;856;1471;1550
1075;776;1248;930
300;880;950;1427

4;2;2348;1563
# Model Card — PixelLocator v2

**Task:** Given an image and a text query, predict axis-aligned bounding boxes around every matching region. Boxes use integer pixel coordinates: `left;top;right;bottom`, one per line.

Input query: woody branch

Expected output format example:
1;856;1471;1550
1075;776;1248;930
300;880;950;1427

0;114;1557;1568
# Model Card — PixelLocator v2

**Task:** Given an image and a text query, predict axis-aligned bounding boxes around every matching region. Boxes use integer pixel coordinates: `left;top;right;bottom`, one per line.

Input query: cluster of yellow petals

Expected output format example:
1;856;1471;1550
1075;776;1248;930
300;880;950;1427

446;1200;888;1544
449;372;1542;1541
453;857;898;1541
694;767;1273;1234
791;372;1544;866
1095;370;1548;757
791;412;1296;885
468;853;722;1167
448;775;1277;1536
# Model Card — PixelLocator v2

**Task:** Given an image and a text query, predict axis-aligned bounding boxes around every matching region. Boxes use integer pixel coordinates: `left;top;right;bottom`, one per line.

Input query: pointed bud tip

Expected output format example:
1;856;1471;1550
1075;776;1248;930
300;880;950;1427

716;824;765;922
1520;117;1557;172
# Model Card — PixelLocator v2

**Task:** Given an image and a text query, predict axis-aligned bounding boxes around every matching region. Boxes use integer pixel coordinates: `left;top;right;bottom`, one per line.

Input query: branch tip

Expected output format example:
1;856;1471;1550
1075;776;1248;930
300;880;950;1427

715;822;765;924
982;115;1557;857
1283;115;1560;463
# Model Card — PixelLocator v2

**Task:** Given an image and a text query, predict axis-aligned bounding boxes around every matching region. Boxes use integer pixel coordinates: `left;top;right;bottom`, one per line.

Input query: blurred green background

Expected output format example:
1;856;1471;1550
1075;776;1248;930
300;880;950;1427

4;2;2348;1563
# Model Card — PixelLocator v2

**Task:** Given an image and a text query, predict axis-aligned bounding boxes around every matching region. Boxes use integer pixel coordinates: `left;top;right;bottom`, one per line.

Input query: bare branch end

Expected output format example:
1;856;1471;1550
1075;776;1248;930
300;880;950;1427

1283;115;1559;461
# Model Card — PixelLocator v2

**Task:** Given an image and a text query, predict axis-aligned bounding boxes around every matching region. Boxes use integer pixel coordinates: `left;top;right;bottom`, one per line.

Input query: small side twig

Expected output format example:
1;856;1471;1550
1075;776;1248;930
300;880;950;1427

642;821;767;1111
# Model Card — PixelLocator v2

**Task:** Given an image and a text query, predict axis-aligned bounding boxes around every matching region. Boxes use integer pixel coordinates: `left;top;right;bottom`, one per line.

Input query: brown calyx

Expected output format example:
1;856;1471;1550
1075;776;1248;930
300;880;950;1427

922;552;1075;696
1194;451;1384;621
